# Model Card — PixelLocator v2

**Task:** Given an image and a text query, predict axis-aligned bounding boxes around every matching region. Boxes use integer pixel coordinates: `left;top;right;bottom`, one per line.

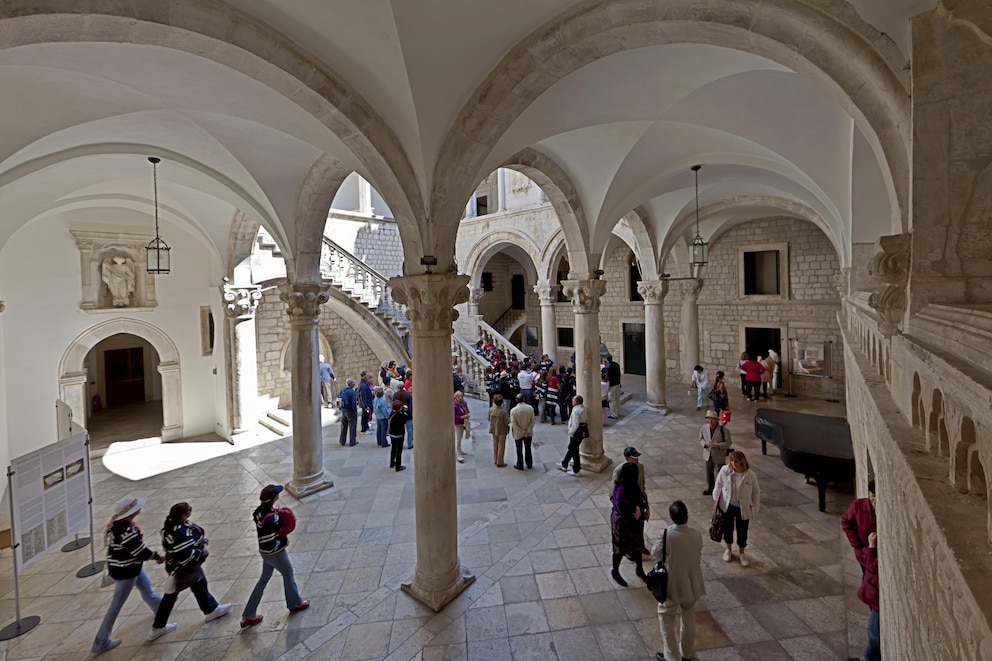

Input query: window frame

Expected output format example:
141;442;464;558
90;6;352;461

737;242;790;300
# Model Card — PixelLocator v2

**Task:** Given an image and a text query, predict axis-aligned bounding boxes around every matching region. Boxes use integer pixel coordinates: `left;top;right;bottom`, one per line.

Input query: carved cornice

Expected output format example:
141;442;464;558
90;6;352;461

223;283;263;319
389;274;470;332
533;282;561;305
280;283;330;322
561;279;606;314
637;279;670;304
867;234;910;337
70;230;155;252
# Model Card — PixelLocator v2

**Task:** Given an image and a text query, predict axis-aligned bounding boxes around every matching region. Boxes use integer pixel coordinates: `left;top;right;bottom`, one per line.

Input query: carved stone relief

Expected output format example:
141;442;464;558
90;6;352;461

867;234;911;337
70;231;158;312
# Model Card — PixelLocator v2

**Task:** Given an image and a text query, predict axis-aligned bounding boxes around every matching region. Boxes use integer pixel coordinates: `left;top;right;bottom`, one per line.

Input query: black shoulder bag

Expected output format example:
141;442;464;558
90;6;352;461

645;529;668;603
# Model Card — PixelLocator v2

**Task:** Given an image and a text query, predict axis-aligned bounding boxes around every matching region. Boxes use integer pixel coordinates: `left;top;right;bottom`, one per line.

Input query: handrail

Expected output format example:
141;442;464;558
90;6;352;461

452;334;490;398
479;320;526;360
492;304;516;331
320;235;408;325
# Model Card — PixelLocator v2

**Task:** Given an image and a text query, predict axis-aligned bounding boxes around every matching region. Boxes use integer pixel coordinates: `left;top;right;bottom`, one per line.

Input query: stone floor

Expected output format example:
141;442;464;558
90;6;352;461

0;377;869;660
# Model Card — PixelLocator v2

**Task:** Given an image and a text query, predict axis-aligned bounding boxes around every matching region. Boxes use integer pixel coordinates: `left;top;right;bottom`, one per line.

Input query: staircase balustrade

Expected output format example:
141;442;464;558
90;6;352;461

479;320;526;361
451;335;489;398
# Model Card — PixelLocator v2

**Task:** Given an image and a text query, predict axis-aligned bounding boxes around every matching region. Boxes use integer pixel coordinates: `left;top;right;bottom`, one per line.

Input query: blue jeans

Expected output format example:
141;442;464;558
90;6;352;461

866;608;880;661
376;418;389;447
92;570;161;652
242;550;303;618
405;419;414;448
696;386;705;408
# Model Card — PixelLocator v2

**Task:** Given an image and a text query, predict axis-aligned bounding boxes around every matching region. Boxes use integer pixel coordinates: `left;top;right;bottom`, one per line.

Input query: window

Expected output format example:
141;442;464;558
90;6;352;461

557;327;574;348
629;254;642;301
476;195;489;216
481;272;493;292
200;306;214;356
738;243;789;299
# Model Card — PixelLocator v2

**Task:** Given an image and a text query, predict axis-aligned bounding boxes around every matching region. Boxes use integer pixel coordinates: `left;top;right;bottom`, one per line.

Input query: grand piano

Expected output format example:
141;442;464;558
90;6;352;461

753;408;855;512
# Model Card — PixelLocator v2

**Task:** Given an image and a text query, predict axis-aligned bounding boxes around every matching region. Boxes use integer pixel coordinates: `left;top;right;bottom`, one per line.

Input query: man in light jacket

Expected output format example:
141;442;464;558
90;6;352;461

699;409;732;495
652;500;705;661
509;394;536;470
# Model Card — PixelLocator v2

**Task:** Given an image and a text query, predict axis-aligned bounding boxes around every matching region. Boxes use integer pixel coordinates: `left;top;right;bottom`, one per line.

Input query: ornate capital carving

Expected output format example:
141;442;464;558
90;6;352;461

833;268;850;297
469;287;485;305
280;283;330;323
679;279;702;300
637;279;670;304
533;282;561;305
0;301;5;313
223;283;263;319
390;274;470;332
561;279;607;313
867;235;910;337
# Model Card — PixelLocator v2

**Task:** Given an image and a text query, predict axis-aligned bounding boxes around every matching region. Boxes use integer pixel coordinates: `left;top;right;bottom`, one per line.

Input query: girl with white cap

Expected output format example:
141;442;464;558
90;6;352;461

91;495;165;654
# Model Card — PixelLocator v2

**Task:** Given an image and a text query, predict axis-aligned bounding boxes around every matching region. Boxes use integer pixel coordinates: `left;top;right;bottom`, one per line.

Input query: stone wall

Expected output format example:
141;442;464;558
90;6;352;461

325;215;403;278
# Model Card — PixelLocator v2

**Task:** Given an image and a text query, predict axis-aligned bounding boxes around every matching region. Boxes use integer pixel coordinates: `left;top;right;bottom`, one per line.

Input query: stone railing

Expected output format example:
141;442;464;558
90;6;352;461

451;334;489;399
846;292;892;383
494;306;526;337
479;320;526;361
320;236;409;340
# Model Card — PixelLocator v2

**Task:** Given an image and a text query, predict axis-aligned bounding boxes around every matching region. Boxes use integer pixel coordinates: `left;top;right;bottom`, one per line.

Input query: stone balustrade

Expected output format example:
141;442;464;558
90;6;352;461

320;237;409;338
479;320;526;361
451;335;488;398
847;292;892;383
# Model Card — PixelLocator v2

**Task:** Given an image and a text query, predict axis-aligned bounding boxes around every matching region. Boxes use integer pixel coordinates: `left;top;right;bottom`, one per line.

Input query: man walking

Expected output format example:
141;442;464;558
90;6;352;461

559;394;587;475
699;409;732;495
652;500;705;661
509;394;535;470
338;378;358;446
319;355;335;408
606;354;622;419
842;481;880;661
613;447;650;555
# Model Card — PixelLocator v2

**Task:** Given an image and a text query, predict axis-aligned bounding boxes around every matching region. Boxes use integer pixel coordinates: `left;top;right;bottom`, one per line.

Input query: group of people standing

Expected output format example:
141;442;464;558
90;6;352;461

92;485;307;654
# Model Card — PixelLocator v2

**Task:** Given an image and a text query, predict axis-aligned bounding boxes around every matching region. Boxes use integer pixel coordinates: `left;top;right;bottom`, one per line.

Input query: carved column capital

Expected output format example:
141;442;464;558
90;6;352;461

390;274;470;333
0;301;5;313
867;234;910;337
469;287;485;305
280;283;330;323
561;279;606;313
679;279;702;300
222;283;263;319
533;282;561;306
637;279;670;304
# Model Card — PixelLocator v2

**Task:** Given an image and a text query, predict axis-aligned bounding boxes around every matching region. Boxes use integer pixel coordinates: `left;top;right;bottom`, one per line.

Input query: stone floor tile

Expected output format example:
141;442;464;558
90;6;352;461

535;570;578;599
340;620;392;660
708;607;774;645
550;626;606;661
543;596;589;630
423;643;467;661
594;620;651;661
465;604;508;641
467;637;513;660
579;590;629;625
504;601;550;636
500;574;541;604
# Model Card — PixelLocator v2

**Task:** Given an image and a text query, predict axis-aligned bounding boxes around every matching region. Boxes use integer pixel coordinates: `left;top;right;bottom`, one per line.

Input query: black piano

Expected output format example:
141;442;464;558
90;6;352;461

754;408;855;512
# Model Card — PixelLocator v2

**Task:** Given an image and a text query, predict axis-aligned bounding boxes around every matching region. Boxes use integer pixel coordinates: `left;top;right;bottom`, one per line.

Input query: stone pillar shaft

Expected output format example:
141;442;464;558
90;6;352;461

534;282;560;361
679;280;701;381
280;283;333;498
390;273;475;611
638;280;670;413
223;283;262;435
561;279;611;472
497;168;507;211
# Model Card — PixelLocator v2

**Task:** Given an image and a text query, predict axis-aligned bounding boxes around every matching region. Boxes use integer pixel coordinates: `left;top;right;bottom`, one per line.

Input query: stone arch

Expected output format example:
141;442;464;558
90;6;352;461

59;318;182;440
911;372;922;427
539;231;570;284
0;3;424;270
928;389;943;455
461;229;543;292
969;448;987;500
431;0;909;248
955;417;977;491
499;149;593;278
615;207;659;280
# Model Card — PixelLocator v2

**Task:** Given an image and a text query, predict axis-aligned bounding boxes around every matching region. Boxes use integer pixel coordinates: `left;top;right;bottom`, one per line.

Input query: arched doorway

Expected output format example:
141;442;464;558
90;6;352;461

85;334;163;447
59;318;183;441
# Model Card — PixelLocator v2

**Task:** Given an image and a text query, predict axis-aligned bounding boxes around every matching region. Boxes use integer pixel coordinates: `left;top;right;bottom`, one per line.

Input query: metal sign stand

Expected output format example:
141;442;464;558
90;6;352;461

75;434;105;578
826;340;840;402
61;533;90;552
0;467;41;641
785;338;798;398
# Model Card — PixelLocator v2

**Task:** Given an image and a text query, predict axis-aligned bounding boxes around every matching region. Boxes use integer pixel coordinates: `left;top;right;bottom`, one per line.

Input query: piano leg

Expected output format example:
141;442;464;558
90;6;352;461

816;477;827;512
761;439;767;455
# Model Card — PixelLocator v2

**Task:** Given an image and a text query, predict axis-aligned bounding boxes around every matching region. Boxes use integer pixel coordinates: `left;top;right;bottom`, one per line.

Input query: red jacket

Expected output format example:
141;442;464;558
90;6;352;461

742;360;765;382
858;548;879;610
841;498;876;569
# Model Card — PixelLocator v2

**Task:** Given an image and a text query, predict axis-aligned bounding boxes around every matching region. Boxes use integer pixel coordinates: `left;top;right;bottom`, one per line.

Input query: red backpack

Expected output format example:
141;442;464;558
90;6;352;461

262;507;296;536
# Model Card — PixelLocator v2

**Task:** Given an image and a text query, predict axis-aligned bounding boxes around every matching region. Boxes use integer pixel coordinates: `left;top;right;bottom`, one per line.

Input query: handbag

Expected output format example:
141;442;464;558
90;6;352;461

707;388;722;402
645;530;668;603
100;563;115;588
720;409;732;424
708;495;725;543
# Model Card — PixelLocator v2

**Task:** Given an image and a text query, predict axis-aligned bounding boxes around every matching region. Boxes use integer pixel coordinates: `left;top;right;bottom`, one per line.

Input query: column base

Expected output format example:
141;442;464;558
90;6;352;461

401;567;476;612
645;402;670;415
285;470;335;499
162;425;183;442
578;450;613;473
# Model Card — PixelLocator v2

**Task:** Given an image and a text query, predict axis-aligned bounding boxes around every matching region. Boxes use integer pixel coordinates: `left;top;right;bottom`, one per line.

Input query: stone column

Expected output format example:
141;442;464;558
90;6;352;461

358;176;374;216
534;281;560;361
679;279;701;377
466;287;484;338
497;168;507;212
390;273;475;611
561;278;611;472
222;281;262;436
638;279;671;413
280;283;334;498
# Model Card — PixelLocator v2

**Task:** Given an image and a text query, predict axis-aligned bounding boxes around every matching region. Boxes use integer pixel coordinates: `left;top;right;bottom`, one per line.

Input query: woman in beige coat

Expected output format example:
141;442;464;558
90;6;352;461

488;394;510;467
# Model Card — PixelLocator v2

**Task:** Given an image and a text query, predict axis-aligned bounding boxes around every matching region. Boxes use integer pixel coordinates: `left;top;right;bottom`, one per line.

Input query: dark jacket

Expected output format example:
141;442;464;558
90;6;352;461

253;505;287;555
107;520;158;580
339;386;358;413
388;410;410;438
607;361;622;387
163;521;207;575
394;389;412;418
358;380;374;408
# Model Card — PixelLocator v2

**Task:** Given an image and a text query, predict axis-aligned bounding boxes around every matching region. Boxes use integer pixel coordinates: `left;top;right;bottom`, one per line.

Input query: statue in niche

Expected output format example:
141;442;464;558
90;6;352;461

102;256;135;307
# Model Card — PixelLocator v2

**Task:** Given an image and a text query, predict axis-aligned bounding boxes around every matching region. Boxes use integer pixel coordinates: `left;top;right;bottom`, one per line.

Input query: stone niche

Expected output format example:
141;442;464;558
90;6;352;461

70;231;159;312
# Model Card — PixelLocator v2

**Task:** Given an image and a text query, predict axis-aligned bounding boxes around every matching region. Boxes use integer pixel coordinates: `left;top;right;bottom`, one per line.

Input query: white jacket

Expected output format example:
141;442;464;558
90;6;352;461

691;369;709;390
714;465;761;520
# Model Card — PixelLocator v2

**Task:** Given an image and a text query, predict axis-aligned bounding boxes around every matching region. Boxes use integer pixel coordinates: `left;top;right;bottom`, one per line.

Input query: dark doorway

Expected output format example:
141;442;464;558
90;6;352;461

744;327;782;386
104;347;146;407
623;323;646;375
511;274;526;310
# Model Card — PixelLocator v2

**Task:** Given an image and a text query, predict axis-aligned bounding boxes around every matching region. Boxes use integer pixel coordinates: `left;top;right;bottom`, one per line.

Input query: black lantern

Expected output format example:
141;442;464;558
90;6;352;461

689;164;707;278
146;157;171;274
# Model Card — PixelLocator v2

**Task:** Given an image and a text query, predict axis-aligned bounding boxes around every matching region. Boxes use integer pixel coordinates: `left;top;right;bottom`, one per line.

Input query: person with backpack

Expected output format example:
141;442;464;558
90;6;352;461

240;484;308;628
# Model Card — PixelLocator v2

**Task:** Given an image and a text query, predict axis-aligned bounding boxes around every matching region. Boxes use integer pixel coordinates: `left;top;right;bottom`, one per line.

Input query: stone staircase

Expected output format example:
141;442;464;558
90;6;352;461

493;307;526;338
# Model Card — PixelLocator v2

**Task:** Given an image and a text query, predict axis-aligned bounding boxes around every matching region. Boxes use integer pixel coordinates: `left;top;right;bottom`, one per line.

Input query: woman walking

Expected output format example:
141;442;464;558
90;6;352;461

388;399;410;471
711;370;730;414
610;462;647;586
713;451;761;567
240;485;308;628
91;496;165;654
488;394;510;467
453;390;471;463
149;503;230;639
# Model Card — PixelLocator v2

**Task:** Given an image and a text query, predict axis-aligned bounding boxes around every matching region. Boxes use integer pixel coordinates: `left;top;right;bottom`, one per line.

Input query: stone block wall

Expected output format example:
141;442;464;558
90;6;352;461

325;215;403;278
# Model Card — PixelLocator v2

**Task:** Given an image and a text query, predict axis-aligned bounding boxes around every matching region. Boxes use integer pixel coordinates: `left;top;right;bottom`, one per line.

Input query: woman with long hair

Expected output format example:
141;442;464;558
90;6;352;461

488;393;510;467
610;462;647;586
148;502;230;639
714;451;762;567
711;370;730;414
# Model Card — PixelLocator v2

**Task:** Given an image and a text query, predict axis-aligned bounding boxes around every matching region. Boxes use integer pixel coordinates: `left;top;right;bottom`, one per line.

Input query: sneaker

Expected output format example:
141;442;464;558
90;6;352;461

94;639;122;653
456;455;465;463
557;464;568;473
148;623;177;640
205;603;231;621
289;600;310;614
722;549;732;562
740;552;750;567
240;615;263;629
396;466;407;472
